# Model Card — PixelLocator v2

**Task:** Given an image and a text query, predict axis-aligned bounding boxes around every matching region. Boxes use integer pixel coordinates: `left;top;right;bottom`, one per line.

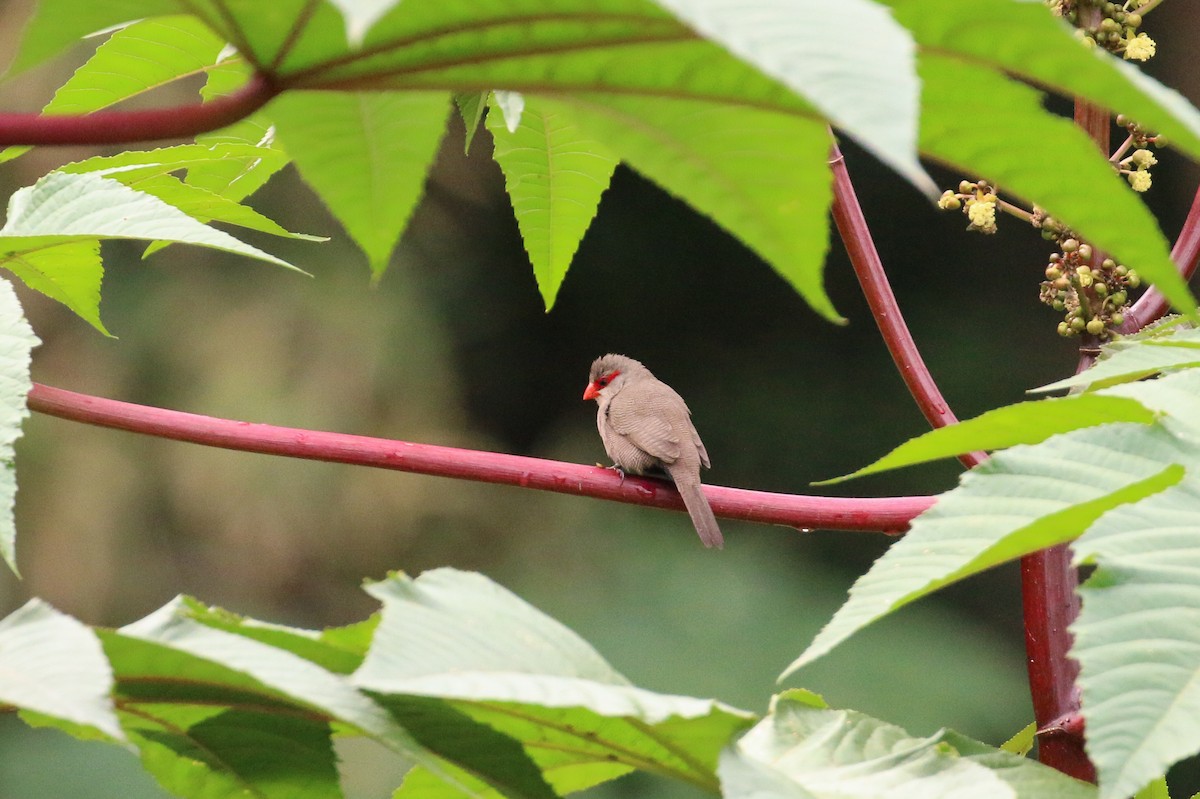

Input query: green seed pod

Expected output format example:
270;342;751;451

1087;319;1106;336
1102;258;1116;270
1071;317;1087;332
958;180;975;194
1054;277;1071;291
1111;312;1125;326
1058;321;1071;337
1127;13;1142;27
1110;290;1128;306
1052;299;1067;311
1062;238;1079;253
1046;266;1062;280
1127;272;1141;288
1154;135;1167;148
1078;244;1093;262
1094;282;1108;297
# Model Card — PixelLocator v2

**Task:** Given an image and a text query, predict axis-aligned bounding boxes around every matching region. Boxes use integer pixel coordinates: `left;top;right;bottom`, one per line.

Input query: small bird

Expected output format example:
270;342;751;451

583;354;723;548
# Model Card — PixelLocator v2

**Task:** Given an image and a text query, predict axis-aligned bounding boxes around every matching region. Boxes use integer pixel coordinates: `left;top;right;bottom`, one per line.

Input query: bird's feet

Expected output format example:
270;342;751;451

597;463;626;484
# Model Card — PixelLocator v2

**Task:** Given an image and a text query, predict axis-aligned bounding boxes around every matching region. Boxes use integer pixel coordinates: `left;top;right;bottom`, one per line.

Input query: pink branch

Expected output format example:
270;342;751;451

27;383;932;534
828;142;986;468
0;74;278;146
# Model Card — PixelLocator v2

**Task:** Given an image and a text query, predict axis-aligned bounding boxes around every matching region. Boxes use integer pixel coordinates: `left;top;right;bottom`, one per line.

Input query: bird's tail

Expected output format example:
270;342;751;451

669;467;724;549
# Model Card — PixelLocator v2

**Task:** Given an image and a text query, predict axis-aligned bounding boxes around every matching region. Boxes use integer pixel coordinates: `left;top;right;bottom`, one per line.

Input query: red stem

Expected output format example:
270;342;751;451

828;141;985;469
1016;97;1112;783
0;74;278;146
1120;183;1200;332
26;383;932;534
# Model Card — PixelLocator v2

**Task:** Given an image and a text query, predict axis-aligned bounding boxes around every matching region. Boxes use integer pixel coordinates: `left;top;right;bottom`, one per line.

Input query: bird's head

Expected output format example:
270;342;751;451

583;353;646;401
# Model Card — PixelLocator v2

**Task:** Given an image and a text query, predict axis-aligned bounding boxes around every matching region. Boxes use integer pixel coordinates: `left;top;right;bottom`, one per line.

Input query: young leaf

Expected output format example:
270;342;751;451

269;90;449;278
1032;326;1200;394
487;95;619;310
0;280;39;570
0;171;302;269
0;600;121;740
653;0;934;196
721;693;1095;799
786;368;1200;675
1;241;107;335
455;91;489;154
819;395;1157;484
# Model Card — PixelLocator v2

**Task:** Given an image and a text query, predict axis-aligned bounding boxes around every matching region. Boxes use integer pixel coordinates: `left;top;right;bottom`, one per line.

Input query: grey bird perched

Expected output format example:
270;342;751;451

582;354;723;548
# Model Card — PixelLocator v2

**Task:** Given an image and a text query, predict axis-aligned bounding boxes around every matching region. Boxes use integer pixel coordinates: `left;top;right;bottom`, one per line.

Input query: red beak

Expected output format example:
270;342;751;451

583;382;599;401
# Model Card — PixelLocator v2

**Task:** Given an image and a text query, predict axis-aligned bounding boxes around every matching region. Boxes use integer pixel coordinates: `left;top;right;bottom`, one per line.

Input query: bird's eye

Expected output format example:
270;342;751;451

598;377;609;387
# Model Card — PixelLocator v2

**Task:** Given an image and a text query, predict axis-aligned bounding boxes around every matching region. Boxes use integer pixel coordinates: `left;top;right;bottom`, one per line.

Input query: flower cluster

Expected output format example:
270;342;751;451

937;180;999;235
1038;231;1140;340
1051;0;1156;62
1113;114;1165;193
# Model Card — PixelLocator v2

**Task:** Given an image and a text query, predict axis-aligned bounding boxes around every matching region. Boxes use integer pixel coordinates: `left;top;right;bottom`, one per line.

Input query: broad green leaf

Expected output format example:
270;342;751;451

820;395;1158;483
1073;479;1200;799
0;16;225;165
127;708;340;799
0;600;121;739
721;693;1095;799
787;444;1179;676
653;0;934;195
0;171;302;271
542;93;838;321
177;597;369;675
355;570;754;795
57;145;317;243
5;0;175;76
0;280;39;570
487;95;619;310
455;91;489;154
1134;778;1171;799
918;52;1194;317
1033;326;1200;394
1;240;106;335
787;370;1200;675
886;0;1200;164
113;597;420;755
397;761;512;799
196;52;282;185
269;90;449;277
329;0;402;45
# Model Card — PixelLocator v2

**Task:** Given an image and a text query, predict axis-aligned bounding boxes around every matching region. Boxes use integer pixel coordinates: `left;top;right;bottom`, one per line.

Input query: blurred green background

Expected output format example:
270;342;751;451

0;2;1198;796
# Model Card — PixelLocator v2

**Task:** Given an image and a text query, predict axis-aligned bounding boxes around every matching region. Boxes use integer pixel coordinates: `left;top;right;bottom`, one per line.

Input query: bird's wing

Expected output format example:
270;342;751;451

606;382;686;464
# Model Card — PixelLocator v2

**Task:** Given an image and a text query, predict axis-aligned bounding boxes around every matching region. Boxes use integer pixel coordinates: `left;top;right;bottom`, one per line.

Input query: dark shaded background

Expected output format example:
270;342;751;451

0;2;1198;796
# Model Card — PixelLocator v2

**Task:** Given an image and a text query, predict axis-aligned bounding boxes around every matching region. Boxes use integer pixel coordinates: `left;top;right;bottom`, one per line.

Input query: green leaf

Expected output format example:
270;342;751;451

1070;374;1200;796
0;16;226;165
6;0;176;76
128;708;340;799
1;241;107;335
1073;478;1200;799
354;570;754;796
0;280;39;570
721;694;1095;799
455;91;489;154
784;371;1200;674
113;597;421;755
917;52;1194;317
269;90;449;277
492;91;525;133
328;0;402;45
886;0;1200;166
0;171;303;271
1000;722;1037;758
820;395;1158;483
542;93;839;321
58;145;318;243
487;95;619;309
653;0;934;195
0;600;122;740
1134;778;1172;799
1033;326;1200;394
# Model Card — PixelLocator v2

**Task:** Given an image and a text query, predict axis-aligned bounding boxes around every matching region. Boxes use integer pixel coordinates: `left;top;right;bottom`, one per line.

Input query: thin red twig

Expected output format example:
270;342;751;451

828;141;986;468
0;74;278;146
26;383;932;534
